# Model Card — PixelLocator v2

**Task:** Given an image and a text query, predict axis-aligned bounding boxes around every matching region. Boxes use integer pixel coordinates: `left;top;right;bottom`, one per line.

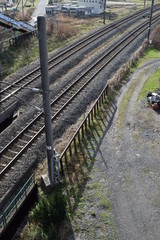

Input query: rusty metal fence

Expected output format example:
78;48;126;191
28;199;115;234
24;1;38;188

59;83;109;174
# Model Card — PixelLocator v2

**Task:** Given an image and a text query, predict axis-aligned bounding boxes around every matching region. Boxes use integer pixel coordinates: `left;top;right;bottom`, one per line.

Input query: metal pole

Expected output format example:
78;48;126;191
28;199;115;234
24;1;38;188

37;16;55;183
147;0;154;40
22;0;24;16
103;0;106;24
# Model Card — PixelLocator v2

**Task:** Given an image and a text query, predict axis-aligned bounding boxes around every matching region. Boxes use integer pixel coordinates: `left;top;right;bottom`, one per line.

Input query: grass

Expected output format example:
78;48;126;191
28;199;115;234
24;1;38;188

60;98;120;238
117;72;144;132
118;47;160;132
138;68;160;100
11;11;160;239
28;44;160;240
0;16;104;79
136;46;160;68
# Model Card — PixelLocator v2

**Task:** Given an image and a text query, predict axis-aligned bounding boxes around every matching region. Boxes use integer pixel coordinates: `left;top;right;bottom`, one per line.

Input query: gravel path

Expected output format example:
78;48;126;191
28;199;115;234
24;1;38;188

106;60;160;240
64;59;160;239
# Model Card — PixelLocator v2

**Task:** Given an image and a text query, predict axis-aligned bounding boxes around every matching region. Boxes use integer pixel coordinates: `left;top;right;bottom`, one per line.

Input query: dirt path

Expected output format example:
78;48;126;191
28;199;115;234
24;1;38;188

100;59;160;240
64;59;160;240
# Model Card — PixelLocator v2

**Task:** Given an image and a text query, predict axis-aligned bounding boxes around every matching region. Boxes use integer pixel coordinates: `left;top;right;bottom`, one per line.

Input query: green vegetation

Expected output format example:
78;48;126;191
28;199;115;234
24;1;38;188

23;189;67;240
118;46;160;132
0;16;104;79
24;44;160;240
136;47;160;68
138;68;160;100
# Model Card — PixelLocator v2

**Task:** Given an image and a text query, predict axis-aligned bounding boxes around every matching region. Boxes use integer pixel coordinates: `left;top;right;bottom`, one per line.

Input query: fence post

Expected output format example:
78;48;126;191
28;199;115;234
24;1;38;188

88;114;91;127
102;93;104;105
82;125;84;138
85;119;87;132
91;109;94;122
78;131;81;143
94;105;96;117
64;152;68;166
69;145;72;158
74;138;77;153
60;157;64;175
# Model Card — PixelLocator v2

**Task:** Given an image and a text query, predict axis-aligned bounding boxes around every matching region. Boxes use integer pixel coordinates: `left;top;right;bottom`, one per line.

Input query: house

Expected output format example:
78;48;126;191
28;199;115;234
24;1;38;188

78;0;105;14
46;4;92;17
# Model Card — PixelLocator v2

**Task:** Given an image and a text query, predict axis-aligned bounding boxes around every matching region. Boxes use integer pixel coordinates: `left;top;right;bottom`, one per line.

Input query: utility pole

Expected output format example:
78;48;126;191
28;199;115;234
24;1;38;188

38;16;59;187
22;0;24;16
147;0;154;41
103;0;106;24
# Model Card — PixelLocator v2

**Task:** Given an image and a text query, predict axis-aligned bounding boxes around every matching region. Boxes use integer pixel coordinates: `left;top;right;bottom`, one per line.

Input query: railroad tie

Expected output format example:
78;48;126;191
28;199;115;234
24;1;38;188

19;139;28;144
8;149;18;155
1;163;7;167
16;144;24;148
24;133;33;138
28;129;37;134
2;155;12;160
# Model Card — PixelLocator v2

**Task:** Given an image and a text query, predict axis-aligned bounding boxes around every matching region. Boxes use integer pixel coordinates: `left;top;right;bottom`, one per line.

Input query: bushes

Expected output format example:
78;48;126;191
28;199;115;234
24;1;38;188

16;10;30;21
150;25;160;48
47;17;77;40
32;190;67;240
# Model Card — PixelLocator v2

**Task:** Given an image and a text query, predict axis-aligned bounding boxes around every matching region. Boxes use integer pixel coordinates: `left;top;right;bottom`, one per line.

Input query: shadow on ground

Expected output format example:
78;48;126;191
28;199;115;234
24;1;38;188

61;100;117;239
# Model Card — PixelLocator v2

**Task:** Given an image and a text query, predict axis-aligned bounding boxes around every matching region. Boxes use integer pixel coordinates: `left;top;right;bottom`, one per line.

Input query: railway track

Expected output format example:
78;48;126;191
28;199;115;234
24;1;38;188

0;13;160;181
0;5;159;109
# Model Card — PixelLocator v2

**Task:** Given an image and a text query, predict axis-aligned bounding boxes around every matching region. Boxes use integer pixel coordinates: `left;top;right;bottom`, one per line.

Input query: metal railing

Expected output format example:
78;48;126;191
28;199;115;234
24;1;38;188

59;83;109;174
0;174;35;233
0;13;35;32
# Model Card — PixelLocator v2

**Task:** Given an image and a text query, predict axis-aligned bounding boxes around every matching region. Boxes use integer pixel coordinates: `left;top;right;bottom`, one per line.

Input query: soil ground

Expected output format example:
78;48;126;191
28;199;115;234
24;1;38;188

64;59;160;239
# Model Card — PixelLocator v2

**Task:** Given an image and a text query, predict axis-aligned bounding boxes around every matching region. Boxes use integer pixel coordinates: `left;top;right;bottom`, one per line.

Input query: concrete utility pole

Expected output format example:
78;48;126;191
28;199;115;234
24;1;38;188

148;0;154;41
37;16;59;186
22;0;24;16
103;0;106;24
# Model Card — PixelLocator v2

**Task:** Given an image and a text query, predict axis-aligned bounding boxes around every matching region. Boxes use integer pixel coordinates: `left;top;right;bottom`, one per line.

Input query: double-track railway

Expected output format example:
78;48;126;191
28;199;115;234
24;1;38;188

0;5;159;109
1;12;160;182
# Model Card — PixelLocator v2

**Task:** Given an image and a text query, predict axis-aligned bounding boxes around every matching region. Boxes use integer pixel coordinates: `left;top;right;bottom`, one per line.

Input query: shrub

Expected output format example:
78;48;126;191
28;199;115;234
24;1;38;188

16;10;30;21
150;25;160;48
32;191;66;238
54;23;77;40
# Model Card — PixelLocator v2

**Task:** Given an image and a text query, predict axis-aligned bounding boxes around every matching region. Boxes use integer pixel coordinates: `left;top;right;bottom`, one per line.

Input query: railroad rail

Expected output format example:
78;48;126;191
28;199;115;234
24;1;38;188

0;5;159;109
0;13;160;181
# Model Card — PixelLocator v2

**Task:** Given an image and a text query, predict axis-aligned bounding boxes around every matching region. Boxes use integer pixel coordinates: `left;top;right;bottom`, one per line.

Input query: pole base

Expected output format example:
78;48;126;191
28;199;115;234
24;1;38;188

41;174;59;194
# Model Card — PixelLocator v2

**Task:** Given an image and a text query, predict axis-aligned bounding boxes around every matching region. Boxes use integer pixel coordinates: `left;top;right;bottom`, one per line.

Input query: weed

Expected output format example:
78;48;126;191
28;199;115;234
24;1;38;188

138;68;160;100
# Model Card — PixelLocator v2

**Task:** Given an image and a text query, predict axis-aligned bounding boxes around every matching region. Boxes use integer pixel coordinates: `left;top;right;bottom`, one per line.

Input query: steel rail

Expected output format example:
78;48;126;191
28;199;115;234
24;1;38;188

0;13;160;178
0;5;159;106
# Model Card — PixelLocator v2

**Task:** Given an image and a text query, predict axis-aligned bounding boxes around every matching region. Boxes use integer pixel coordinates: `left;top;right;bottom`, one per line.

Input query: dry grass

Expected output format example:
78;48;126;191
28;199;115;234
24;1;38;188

107;40;148;93
47;16;78;40
46;15;98;40
150;24;160;48
16;10;31;21
35;113;86;183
